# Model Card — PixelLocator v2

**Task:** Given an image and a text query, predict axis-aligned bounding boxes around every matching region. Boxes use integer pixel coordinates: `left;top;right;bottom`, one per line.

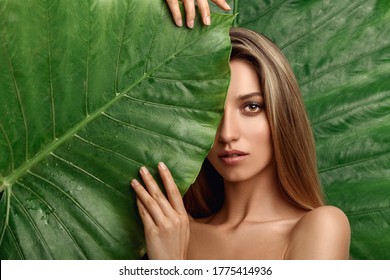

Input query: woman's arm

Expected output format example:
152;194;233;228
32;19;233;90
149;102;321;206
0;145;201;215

131;162;191;259
165;0;231;28
285;206;351;260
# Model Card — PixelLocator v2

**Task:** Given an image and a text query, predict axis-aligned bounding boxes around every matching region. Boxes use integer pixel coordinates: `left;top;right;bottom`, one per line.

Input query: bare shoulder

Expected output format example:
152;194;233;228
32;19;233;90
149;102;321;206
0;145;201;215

285;206;351;260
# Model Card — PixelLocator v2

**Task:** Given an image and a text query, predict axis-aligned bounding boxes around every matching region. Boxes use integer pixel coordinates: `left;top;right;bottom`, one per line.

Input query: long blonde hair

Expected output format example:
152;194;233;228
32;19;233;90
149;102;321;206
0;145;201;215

184;28;324;218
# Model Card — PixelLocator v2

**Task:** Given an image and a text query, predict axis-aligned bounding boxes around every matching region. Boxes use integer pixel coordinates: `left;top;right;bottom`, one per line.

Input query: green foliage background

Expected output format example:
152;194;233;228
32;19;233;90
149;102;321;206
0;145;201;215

0;0;233;259
217;0;390;259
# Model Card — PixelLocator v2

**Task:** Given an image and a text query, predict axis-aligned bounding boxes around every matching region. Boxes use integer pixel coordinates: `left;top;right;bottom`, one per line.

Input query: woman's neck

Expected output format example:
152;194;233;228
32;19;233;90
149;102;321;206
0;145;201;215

209;163;303;228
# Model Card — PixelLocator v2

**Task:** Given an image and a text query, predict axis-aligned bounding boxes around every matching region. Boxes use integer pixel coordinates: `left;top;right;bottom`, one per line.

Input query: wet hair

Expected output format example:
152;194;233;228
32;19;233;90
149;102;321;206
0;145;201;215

183;28;324;218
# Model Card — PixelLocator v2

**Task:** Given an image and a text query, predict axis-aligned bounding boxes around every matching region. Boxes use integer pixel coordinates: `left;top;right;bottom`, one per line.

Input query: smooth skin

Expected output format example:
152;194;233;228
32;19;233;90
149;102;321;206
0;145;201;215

131;60;351;259
165;0;231;28
131;163;190;259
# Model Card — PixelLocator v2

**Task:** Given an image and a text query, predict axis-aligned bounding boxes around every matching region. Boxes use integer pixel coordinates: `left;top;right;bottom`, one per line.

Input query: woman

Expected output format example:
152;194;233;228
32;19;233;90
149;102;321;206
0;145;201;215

131;5;351;260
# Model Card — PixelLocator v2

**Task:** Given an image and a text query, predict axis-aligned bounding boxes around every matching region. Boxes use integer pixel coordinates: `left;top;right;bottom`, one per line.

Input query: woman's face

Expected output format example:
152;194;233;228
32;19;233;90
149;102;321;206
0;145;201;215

207;59;274;183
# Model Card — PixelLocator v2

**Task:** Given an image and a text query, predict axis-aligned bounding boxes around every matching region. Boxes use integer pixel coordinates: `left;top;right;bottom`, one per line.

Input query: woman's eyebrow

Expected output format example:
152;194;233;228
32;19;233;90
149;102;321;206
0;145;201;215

238;92;263;100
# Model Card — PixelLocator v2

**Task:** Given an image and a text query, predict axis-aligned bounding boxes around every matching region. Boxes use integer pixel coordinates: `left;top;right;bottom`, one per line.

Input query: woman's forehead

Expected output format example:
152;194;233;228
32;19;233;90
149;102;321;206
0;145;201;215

228;60;261;100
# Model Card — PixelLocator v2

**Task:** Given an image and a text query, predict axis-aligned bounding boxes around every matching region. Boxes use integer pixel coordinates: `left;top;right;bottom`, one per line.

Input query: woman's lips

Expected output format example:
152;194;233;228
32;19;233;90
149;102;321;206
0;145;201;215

218;149;249;165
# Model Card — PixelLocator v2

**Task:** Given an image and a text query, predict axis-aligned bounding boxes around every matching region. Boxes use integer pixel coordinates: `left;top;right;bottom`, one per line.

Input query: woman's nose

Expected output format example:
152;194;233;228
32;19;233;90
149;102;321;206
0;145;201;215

217;111;239;144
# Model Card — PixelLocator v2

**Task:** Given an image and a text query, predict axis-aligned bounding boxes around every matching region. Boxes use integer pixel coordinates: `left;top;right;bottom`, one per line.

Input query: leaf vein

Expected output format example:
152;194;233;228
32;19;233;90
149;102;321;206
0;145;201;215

280;1;363;50
312;96;390;126
28;169;120;244
143;7;163;75
74;134;157;175
123;93;221;114
237;0;285;26
300;43;390;89
114;2;133;93
3;8;225;189
0;186;11;248
102;112;207;152
84;5;91;116
0;10;29;161
345;205;390;217
119;19;230;96
149;76;229;82
6;226;25;259
45;0;55;139
12;189;54;259
319;150;389;173
16;181;88;259
0;121;14;171
49;152;128;201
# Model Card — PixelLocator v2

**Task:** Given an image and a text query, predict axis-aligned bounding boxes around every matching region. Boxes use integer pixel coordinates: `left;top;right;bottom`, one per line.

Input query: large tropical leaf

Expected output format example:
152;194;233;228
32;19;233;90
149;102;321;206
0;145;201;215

0;0;233;259
215;0;390;259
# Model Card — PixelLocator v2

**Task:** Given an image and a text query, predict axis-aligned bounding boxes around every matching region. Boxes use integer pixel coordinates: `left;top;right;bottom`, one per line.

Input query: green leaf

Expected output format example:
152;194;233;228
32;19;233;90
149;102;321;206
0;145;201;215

225;0;390;259
0;0;233;259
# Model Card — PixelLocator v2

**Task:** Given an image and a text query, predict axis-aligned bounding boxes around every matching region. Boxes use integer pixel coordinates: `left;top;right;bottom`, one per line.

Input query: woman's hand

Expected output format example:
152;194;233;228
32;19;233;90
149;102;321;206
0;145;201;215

131;162;190;260
165;0;231;28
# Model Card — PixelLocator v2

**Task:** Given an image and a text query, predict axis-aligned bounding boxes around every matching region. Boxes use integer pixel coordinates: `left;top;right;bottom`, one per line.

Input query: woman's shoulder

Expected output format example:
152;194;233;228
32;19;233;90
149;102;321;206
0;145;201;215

285;205;351;259
296;205;350;228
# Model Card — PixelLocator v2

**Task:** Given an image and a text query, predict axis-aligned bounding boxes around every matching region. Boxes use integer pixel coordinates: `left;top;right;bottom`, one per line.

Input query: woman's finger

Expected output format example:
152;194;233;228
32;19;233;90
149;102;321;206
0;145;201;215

166;0;183;27
138;166;177;217
158;162;187;215
183;0;196;28
139;166;161;195
211;0;231;11
136;197;156;228
196;0;211;25
131;179;167;225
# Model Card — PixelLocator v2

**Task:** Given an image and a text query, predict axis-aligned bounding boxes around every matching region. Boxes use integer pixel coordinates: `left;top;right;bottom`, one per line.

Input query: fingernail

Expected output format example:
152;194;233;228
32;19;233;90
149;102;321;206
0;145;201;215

188;20;194;28
176;19;183;27
158;162;167;170
140;166;149;175
204;16;211;26
131;179;139;186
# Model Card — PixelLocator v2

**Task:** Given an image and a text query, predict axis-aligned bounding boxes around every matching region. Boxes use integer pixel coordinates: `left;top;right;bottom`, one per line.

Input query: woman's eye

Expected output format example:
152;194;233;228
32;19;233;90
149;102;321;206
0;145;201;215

242;102;264;115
